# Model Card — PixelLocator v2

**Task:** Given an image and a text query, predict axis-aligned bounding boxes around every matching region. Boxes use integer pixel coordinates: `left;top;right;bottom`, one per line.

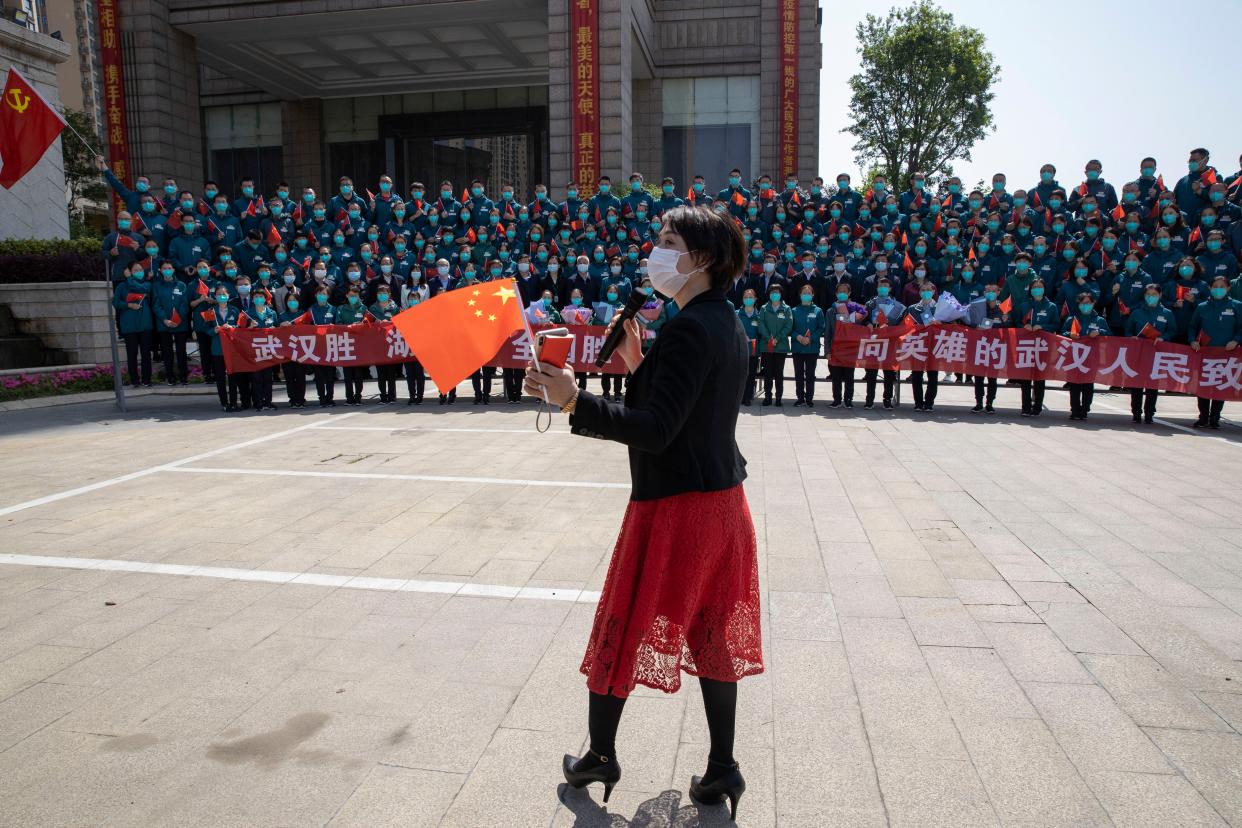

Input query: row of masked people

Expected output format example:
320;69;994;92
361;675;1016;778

731;273;1240;429
99;151;1242;283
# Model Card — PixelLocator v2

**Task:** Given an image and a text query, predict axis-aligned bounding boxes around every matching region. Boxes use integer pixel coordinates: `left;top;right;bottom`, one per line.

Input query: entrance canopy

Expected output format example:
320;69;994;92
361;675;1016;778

173;0;549;99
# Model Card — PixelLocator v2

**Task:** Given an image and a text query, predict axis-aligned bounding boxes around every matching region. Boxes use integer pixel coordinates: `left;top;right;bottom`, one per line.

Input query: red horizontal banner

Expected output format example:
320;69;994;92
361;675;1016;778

829;323;1242;401
219;323;627;375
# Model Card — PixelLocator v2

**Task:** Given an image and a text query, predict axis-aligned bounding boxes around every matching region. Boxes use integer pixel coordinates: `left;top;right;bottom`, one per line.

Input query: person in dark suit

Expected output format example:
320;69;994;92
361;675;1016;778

525;205;760;822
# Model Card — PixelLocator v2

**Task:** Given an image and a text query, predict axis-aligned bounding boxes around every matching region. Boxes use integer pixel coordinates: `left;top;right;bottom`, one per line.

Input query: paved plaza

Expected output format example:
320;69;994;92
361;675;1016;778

1;381;1241;827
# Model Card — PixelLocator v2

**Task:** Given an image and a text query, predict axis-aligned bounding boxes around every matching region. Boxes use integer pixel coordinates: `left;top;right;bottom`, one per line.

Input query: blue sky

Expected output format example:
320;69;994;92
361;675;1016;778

817;0;1242;189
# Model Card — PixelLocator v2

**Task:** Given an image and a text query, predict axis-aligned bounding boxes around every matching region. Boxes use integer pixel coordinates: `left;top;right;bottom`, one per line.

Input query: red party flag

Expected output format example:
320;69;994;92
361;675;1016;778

266;224;282;246
1139;322;1160;340
0;67;66;189
391;277;525;391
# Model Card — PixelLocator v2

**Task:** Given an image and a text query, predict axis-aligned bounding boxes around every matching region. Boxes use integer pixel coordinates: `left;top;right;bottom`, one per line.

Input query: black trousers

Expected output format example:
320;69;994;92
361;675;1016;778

575;371;588;390
1068;382;1094;416
502;366;523;401
742;355;759;403
158;331;188;383
830;364;854;403
375;364;398;402
1197;397;1225;423
1020;379;1046;413
974;375;998;405
761;352;787;401
470;366;496;399
601;373;624;396
1130;388;1157;419
864;368;897;404
212;354;228;407
314;365;336;402
122;330;153;385
911;370;938;406
229;371;253;409
792;353;817;402
195;331;215;380
252;367;274;409
285;362;307;404
405;360;426;400
344;367;367;403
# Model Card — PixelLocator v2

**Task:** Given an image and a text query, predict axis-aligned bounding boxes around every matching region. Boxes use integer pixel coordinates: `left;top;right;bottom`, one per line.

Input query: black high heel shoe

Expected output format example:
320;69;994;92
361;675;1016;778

562;751;621;803
689;759;746;821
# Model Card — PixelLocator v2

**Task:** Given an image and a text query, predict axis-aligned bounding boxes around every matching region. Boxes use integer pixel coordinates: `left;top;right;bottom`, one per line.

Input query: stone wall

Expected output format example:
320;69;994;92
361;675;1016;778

0;282;115;366
0;20;71;240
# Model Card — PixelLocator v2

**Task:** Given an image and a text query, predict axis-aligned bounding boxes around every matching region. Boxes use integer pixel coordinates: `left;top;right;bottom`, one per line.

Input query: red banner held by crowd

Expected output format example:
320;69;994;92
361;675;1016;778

218;323;628;376
828;323;1242;401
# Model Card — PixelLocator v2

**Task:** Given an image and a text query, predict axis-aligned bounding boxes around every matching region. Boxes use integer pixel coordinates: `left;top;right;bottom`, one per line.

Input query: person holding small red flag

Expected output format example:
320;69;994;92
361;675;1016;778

101;211;146;283
1188;275;1242;429
1124;284;1176;424
152;261;190;385
1060;292;1111;421
112;262;154;387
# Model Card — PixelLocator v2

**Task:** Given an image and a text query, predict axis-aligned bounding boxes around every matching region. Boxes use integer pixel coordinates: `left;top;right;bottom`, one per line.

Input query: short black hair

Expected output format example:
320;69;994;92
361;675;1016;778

658;206;745;291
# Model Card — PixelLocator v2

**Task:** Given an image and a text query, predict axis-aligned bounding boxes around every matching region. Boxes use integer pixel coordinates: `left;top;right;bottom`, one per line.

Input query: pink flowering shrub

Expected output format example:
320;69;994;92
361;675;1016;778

0;363;205;401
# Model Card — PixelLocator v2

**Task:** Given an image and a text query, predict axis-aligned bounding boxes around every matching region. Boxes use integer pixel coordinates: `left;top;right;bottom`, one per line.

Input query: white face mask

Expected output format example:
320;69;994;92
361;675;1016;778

576;263;590;274
517;262;530;273
646;246;700;297
763;262;775;274
548;263;559;272
436;265;450;276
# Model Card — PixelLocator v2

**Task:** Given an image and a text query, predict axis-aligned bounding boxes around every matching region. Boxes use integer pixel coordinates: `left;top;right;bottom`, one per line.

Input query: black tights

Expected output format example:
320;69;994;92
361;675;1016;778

583;678;737;778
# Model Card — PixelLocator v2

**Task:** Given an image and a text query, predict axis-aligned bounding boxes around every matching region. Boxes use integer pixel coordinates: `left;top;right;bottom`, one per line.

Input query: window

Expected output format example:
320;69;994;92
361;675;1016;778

661;77;759;191
204;103;283;193
209;147;284;197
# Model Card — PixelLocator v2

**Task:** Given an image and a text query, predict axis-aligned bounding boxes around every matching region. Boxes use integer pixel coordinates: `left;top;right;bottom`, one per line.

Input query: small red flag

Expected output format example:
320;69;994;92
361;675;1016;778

292;203;303;223
131;214;147;233
466;227;477;244
366;188;376;202
1203;169;1218;186
731;191;746;207
1176;285;1192;302
0;68;66;189
245;201;257;218
1117;298;1129;315
199;309;215;323
1069;317;1082;337
875;310;888;327
1198;329;1212;346
1111;205;1126;221
461;188;470;202
1076;183;1088;197
166;211;182;231
999;296;1013;314
1139;322;1160;340
1156;175;1165;191
169;309;182;327
1189;227;1202;246
197;199;210;216
266;224;282;246
293;311;314;325
236;312;253;329
124;292;144;304
903;252;914;273
196;280;209;297
1030;192;1042;209
116;234;139;250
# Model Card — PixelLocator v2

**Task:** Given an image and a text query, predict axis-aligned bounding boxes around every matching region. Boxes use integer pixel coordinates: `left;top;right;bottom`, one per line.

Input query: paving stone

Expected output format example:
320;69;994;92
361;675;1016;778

923;646;1037;720
1143;727;1242;825
1038;601;1146;655
1082;769;1227;827
1080;653;1232;732
899;596;989;647
769;590;840;641
1023;682;1175;775
326;764;465;827
873;755;998;827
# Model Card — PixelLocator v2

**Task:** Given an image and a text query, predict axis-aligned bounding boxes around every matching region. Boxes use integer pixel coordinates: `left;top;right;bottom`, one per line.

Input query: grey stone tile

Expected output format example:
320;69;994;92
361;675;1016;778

923;646;1037;720
899;597;989;647
950;578;1021;606
1023;682;1175;775
1196;691;1242;732
954;715;1110;826
828;575;903;619
326;764;465;827
1038;601;1145;655
1143;727;1242;826
1083;769;1227;827
769;591;840;642
873;755;998;827
0;681;98;751
967;603;1042;624
0;643;90;701
879;559;955;598
380;681;516;774
1080;654;1232;732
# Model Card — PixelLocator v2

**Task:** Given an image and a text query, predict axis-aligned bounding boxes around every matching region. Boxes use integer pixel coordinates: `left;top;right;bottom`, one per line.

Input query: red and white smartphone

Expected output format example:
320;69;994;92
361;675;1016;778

535;327;573;369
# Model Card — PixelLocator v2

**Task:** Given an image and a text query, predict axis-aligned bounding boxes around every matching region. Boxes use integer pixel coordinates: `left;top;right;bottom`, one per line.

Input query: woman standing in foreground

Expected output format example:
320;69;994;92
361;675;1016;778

525;206;763;822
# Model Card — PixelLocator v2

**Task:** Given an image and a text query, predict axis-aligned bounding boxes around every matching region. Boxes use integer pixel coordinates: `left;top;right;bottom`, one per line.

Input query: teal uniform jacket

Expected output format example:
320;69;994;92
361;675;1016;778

152;278;190;333
1188;298;1242;346
736;306;761;352
1124;302;1176;340
1019;298;1061;331
208;304;238;357
243;304;277;329
309;302;337;324
336;300;369;325
907;299;937;326
791;302;827;354
369;301;399;322
757;301;794;353
278;308;306;325
1163;277;1209;336
112;278;153;334
1060;311;1111;338
863;296;908;327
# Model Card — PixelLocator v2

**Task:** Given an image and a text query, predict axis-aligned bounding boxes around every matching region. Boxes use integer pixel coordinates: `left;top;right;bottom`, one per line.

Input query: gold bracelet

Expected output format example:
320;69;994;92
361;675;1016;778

560;388;579;415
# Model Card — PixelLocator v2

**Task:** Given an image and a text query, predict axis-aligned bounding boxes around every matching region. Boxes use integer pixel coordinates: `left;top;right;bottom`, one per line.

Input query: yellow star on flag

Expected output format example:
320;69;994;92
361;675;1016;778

492;284;517;305
467;299;476;306
488;314;496;322
474;310;482;317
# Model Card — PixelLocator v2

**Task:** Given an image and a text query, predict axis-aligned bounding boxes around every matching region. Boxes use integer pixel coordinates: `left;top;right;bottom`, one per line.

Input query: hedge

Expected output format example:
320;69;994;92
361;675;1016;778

0;238;106;285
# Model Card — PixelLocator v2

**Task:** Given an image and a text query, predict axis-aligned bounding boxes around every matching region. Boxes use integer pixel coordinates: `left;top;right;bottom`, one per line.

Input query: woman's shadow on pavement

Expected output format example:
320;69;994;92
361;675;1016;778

557;784;738;827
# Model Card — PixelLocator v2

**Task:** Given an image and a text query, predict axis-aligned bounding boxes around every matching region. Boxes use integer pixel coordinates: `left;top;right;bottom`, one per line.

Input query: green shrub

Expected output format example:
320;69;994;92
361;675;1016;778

0;238;103;256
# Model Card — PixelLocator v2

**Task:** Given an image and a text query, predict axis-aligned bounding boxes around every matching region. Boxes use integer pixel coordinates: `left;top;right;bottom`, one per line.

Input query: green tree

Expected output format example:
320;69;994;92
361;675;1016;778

61;108;107;225
846;1;998;187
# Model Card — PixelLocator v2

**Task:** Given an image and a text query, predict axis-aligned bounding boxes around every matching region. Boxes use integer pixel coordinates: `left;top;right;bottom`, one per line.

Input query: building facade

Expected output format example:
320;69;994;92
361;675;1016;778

98;0;820;198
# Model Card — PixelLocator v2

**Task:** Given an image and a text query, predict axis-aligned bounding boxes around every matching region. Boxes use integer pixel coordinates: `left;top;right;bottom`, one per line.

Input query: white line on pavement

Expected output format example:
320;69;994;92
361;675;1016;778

1092;401;1240;446
310;425;570;434
0;412;360;519
166;466;630;489
0;553;600;603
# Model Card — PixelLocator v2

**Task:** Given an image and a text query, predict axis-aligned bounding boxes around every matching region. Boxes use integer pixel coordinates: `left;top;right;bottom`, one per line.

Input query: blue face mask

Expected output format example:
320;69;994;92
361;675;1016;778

1078;303;1094;315
1031;287;1045;299
1211;287;1227;299
1179;266;1194;278
1075;269;1089;279
1015;262;1030;273
743;297;756;307
920;290;933;301
1145;294;1160;307
876;286;890;298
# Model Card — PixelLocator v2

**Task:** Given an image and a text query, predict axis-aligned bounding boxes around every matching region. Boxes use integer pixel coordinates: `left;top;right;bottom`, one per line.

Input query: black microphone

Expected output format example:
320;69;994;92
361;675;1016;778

595;289;647;367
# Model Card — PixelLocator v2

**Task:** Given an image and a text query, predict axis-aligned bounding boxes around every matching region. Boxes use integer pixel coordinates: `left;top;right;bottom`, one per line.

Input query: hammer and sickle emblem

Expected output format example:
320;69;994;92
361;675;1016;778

6;88;31;114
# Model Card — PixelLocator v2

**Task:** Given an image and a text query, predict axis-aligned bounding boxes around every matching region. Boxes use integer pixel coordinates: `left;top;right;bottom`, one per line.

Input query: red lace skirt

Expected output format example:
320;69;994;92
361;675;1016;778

580;484;764;697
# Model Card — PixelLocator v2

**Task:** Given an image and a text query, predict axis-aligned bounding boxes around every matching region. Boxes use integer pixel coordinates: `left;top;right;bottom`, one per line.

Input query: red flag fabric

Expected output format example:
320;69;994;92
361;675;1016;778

116;234;138;250
1069;317;1082;338
245;201;257;218
999;296;1013;314
1177;285;1192;302
1189;227;1202;246
1111;205;1126;221
199;309;215;324
1203;169;1218;186
131;214;147;233
1076;183;1088;197
266;224;282;246
366;188;376;202
124;292;144;304
875;310;888;328
1140;322;1160;340
197;199;210;215
0;67;67;189
903;252;914;273
390;278;525;391
1117;298;1129;316
235;312;253;329
1198;329;1213;346
169;309;182;327
166;211;182;231
731;191;746;207
1156;175;1165;192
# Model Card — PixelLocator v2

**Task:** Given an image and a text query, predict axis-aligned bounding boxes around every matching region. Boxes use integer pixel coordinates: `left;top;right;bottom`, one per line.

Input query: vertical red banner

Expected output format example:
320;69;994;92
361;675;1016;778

779;0;799;179
570;0;599;187
96;0;131;217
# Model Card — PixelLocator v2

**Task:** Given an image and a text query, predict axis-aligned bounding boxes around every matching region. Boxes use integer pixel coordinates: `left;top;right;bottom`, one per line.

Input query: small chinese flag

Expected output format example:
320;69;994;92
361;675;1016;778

292;311;314;325
199;309;215;323
292;203;303;223
391;277;525;392
1069;317;1082;337
1198;329;1212;346
903;251;914;273
166;211;183;231
875;310;888;327
1177;285;1192;302
1156;175;1165;191
366;188;376;202
266;224;282;246
197;199;210;216
1139;322;1160;340
1111;205;1126;221
1076;183;1088;197
1203;169;1218;186
125;292;145;304
1189;227;1202;246
731;191;746;207
245;200;257;218
1117;298;1129;315
235;312;253;329
131;213;147;233
169;309;182;327
116;234;139;250
0;68;66;189
196;279;209;297
1000;296;1013;314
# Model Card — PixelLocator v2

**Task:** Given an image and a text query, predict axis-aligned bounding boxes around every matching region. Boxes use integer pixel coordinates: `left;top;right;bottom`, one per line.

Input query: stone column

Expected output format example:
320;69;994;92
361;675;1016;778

547;0;570;187
119;0;203;193
0;20;71;239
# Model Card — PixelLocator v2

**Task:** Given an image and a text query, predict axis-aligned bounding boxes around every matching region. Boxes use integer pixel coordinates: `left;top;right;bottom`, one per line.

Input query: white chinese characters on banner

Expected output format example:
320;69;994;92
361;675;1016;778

1200;357;1242;393
931;329;969;365
894;331;929;363
290;335;320;363
1098;346;1138;379
325;332;357;363
1150;351;1191;384
857;336;890;362
1013;337;1050;371
1053;339;1092;373
250;335;284;363
385;326;410;359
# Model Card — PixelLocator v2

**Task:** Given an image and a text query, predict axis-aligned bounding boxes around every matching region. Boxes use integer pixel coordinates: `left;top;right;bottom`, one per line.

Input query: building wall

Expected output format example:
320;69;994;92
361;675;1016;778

0;281;114;365
0;19;71;240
